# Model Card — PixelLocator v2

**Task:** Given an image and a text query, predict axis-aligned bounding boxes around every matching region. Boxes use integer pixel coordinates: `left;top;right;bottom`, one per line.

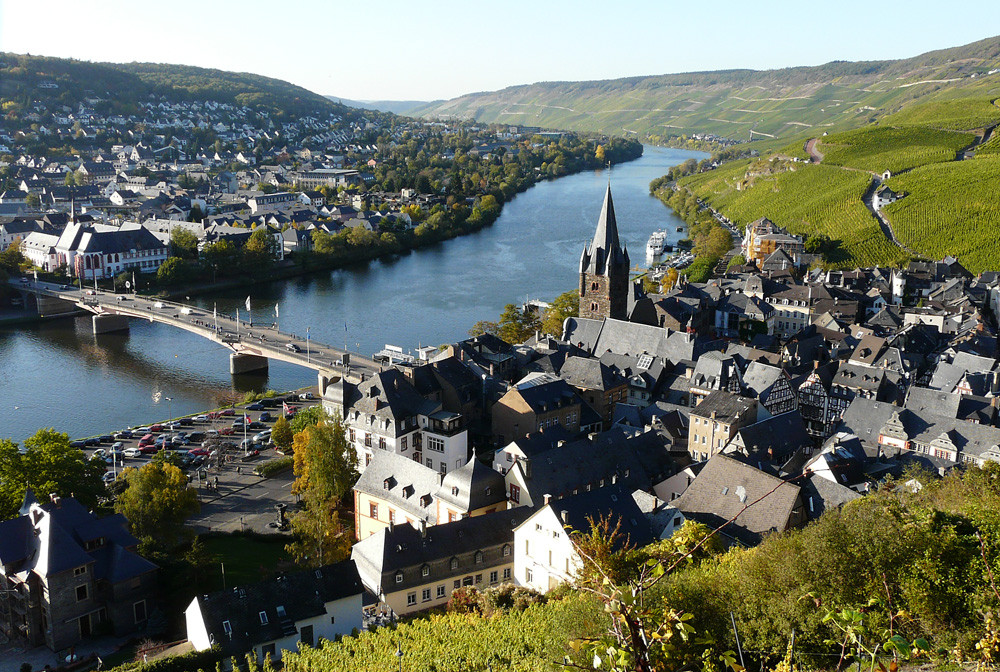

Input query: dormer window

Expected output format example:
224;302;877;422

474;551;483;565
450;557;459;570
502;544;511;557
223;620;232;635
451;486;459;496
395;571;404;583
259;611;269;625
421;564;430;577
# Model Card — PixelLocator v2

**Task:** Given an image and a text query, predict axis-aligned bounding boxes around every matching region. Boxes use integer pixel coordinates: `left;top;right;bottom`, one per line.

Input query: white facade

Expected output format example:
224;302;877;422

345;409;468;476
513;506;582;593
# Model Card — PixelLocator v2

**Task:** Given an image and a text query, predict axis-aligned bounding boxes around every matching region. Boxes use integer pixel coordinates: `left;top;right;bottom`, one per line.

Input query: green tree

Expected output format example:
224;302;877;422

271;415;293;453
541;290;578;337
242;227;279;269
497;303;540;344
156;257;189;286
114;460;200;556
0;430;106;519
468;320;499;338
289;405;328;434
24;193;40;207
169;226;199;260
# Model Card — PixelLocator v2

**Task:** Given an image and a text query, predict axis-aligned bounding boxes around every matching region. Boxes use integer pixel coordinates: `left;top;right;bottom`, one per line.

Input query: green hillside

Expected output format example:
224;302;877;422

0;53;347;118
411;36;1000;141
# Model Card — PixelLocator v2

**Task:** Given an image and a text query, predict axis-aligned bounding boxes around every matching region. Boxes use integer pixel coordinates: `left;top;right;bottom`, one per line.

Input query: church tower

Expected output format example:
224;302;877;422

579;185;630;321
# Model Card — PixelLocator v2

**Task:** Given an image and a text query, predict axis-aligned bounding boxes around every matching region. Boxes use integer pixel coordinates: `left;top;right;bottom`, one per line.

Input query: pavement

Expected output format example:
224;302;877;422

187;460;297;533
0;632;130;672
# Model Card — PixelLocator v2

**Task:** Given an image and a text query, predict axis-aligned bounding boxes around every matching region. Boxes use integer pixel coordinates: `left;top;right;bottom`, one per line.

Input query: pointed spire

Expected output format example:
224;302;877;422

582;184;626;275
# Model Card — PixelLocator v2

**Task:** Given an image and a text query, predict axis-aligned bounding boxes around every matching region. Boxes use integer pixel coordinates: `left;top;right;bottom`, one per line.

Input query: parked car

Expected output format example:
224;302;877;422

187;432;206;443
248;421;266;430
92;448;108;459
299;392;315;401
253;430;272;443
112;441;124;451
258;411;273;423
165;421;183;431
246;402;265;411
219;409;235;417
98;434;114;443
102;472;117;484
149;423;164;432
114;430;134;440
133;426;151;434
189;447;210;457
139;445;160;454
123;447;143;458
137;434;155;447
193;414;209;422
179;417;194;426
69;440;86;449
219;427;235;436
85;437;101;447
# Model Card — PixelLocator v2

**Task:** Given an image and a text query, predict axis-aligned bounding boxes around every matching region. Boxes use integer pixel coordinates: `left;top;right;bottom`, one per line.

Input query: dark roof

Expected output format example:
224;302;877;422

730;411;810;463
675;454;803;546
353;451;441;524
543;484;655;550
195;560;363;657
691;390;756;422
437;458;507;511
559;356;626;392
580;186;628;276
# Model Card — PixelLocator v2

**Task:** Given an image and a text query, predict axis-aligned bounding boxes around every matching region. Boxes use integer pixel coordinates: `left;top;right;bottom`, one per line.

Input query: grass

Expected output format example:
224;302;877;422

817;125;974;174
680;160;906;268
199;532;292;592
883;155;1000;273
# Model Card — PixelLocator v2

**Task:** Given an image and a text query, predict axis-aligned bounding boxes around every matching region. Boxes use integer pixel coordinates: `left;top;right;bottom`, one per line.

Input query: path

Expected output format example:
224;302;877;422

862;176;917;257
805;137;824;163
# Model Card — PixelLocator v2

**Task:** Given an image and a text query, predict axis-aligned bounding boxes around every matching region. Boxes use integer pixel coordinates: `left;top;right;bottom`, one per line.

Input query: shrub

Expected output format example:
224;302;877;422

254;456;293;478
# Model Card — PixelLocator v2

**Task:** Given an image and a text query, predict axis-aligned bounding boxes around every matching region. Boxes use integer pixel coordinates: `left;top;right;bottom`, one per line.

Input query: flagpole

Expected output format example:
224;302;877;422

307;327;311;363
213;302;218;333
236;308;240;336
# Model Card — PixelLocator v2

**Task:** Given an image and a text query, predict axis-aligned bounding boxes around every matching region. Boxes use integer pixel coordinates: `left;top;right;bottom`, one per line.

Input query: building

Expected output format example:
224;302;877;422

491;376;591;447
185;560;363;664
247;192;298;214
350;508;532;617
688;391;758;461
514;485;653;593
558;356;629;429
0;492;158;652
579;186;630;321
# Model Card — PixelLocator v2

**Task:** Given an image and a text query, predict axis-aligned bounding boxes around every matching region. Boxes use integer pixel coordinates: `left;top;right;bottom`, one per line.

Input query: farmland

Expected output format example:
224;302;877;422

883;155;1000;273
817;125;974;174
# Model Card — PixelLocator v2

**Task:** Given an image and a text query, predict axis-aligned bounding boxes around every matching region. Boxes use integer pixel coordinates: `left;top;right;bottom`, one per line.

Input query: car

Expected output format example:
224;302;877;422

112;441;124;451
123;447;142;458
137;434;155;447
253;430;272;442
133;426;151;434
219;427;235;436
171;436;189;446
187;432;206;443
114;430;134;440
179;417;194;426
205;429;219;437
285;342;301;352
261;398;282;408
98;434;114;443
299;392;315;401
246;402;265;411
193;414;209;422
92;448;108;459
70;440;86;449
102;472;117;484
149;423;164;432
139;445;160;454
165;421;183;431
85;437;101;447
219;409;235;417
189;447;209;457
248;421;266;430
258;411;273;423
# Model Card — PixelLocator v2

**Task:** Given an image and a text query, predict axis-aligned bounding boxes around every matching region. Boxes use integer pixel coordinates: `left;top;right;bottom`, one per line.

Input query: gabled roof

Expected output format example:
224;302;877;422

437;458;506;511
353;451;440;524
559;356;626;392
528;484;655;550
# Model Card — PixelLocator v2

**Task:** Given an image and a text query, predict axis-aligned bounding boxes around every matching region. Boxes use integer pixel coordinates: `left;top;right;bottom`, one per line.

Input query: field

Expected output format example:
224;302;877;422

883;155;1000;272
974;128;1000;157
879;96;1000;131
680;161;906;268
817;125;974;174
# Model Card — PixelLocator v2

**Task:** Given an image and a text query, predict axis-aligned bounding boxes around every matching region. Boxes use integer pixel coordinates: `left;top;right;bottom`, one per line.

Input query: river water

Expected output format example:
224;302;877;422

0;146;706;443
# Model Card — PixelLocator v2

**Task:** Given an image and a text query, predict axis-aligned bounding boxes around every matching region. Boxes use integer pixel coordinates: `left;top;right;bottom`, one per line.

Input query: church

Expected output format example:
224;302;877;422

579;185;646;322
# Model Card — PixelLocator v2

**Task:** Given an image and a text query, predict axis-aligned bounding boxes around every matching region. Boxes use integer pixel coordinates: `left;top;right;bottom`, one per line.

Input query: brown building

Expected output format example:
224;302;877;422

558;356;628;429
0;492;158;652
688;390;758;462
579;186;630;321
492;377;598;447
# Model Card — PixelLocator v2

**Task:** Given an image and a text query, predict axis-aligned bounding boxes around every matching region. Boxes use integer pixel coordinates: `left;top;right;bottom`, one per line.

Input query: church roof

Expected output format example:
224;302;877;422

580;185;628;276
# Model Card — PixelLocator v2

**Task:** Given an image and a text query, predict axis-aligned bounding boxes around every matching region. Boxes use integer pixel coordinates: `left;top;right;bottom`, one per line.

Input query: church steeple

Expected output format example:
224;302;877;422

579;185;630;321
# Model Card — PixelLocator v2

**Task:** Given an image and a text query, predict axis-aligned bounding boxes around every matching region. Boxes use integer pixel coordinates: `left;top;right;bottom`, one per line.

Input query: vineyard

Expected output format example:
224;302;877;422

281;593;604;672
817;125;974;174
974;129;1000;157
880;96;1000;131
680;162;906;268
883;155;1000;273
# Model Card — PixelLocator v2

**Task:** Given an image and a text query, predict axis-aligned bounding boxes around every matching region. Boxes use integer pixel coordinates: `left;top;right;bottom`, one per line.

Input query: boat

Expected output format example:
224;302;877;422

645;230;671;263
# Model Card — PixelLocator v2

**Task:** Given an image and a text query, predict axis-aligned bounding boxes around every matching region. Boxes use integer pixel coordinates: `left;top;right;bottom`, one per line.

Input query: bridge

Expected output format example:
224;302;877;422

12;279;385;393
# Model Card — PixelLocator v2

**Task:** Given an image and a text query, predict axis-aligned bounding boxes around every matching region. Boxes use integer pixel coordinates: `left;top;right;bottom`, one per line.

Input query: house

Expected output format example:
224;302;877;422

350;508;532;617
741;362;797;417
688;391;758;462
185;560;363;664
491;376;596;447
674;453;806;546
352;450;441;539
0;492;158;652
514;485;654;592
557;356;629;429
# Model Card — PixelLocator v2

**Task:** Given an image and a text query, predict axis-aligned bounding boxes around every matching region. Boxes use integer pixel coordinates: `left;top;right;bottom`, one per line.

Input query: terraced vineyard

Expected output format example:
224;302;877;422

883;155;1000;272
879;96;1000;131
680;161;906;268
817;126;974;174
974;129;1000;157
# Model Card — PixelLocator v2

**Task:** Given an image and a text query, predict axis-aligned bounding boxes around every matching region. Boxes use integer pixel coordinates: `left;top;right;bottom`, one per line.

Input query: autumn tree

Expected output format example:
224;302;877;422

497;303;540;344
541;290;578;337
169;226;199;260
114;460;200;556
286;416;357;567
660;267;679;293
271;415;293;453
0;429;106;520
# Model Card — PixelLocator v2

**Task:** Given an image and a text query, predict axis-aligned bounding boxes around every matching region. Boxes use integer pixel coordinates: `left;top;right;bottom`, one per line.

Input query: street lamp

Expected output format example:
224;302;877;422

165;396;173;422
395;644;403;672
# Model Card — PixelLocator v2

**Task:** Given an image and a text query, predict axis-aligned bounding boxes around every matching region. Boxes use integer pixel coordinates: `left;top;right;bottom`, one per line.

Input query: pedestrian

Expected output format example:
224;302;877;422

237;466;241;474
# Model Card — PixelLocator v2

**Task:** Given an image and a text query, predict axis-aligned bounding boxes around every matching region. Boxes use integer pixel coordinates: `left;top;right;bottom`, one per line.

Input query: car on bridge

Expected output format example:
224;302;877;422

285;343;301;352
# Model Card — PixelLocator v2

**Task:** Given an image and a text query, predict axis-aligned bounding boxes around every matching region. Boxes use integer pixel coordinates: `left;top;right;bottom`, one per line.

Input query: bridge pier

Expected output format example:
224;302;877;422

92;314;130;334
230;353;269;375
35;294;80;318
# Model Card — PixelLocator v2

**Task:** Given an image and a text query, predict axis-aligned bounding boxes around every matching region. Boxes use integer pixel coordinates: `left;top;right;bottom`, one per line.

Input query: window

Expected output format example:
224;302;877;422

262;643;276;660
509;484;520;504
490;571;498;584
370;502;378;519
427;436;445;452
463;576;474;586
422;588;431;602
395;571;403;584
365;433;372;447
548;550;553;566
76;585;88;602
525;539;530;556
475;574;482;584
379;437;386;450
259;611;269;625
502;544;511;557
349;429;355;442
437;584;446;598
454;580;461;589
426;458;433;468
474;551;483;564
401;436;407;450
407;592;416;606
301;624;314;648
503;568;511;580
422;565;430;577
450;557;459;570
525;568;533;583
74;566;87;577
133;600;147;624
330;615;336;624
222;620;232;635
389;509;395;524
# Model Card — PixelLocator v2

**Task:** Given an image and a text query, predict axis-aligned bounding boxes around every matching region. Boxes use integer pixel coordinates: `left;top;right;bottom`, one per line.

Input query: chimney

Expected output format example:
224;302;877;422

543;494;551;506
419;519;427;538
523;457;532;479
710;411;717;420
49;493;61;508
437;473;445;486
388;519;395;533
560;510;569;524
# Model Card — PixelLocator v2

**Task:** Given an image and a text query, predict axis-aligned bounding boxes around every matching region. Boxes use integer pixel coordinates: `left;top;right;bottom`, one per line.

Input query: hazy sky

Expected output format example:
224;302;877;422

2;0;999;102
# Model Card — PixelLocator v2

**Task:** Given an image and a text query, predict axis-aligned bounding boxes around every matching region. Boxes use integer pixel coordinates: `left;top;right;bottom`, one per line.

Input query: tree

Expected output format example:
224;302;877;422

169;227;199;260
541;290;578;337
289;405;328;434
242;227;279;269
497;303;540;345
114;460;200;556
156;257;188;286
286;417;357;567
468;320;498;338
660;267;679;293
0;429;106;520
271;415;293;453
24;193;40;207
595;144;607;163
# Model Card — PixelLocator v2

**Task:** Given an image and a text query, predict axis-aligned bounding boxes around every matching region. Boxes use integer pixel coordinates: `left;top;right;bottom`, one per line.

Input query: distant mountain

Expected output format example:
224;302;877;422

0;53;358;119
326;96;432;116
410;35;1000;140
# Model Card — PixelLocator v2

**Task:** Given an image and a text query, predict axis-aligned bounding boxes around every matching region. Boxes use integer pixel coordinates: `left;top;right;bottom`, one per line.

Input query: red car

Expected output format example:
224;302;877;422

139;445;160;454
219;409;235;417
137;434;155;447
219;427;235;435
189;448;210;456
149;423;164;432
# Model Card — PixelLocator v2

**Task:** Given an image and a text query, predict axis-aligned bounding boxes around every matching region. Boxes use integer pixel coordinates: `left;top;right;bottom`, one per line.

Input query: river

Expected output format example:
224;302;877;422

0;146;706;443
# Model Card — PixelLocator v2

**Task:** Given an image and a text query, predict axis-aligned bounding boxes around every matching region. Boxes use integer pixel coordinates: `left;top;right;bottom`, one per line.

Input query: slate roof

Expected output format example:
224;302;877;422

437;458;507;512
580;186;628;276
800;473;861;520
675;454;803;546
353;451;441;524
543;485;655;550
563;317;702;363
691;390;756;422
194;560;362;657
559;356;626;391
741;362;787;398
729;411;810;464
346;369;441;438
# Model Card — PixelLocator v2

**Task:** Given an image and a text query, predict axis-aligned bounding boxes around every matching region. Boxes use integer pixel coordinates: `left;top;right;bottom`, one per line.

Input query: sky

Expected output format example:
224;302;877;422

2;0;999;102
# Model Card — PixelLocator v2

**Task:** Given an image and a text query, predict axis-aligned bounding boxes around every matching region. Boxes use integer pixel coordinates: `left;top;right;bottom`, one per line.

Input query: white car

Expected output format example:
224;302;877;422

193;414;209;422
123;447;143;458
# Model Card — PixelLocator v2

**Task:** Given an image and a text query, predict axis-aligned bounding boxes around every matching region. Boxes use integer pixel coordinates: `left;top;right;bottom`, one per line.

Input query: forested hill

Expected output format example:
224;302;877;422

410;35;1000;140
0;53;356;119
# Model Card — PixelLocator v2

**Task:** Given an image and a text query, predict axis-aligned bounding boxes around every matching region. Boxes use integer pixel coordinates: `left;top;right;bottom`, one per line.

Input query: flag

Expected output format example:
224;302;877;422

245;296;251;312
275;303;279;318
282;401;290;415
345;321;348;332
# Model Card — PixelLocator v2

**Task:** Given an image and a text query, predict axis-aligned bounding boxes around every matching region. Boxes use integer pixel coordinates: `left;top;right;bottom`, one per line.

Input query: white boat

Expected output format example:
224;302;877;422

645;230;671;262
